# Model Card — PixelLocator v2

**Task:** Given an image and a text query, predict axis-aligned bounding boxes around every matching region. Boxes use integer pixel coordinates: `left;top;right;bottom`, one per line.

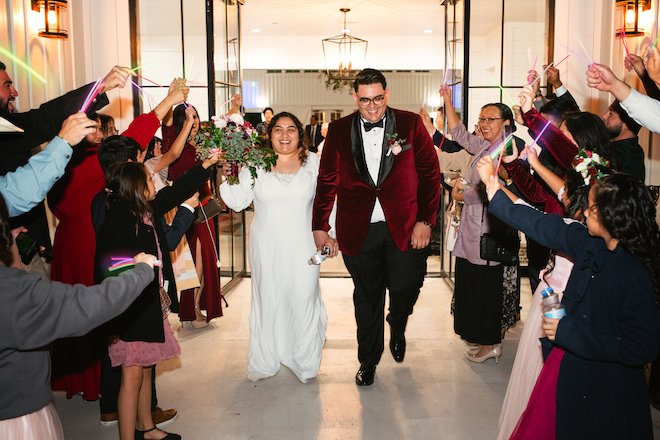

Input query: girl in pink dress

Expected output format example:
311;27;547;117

95;156;217;440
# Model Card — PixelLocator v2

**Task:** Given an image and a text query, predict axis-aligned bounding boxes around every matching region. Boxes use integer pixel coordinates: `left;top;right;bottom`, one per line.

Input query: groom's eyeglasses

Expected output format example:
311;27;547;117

358;95;385;107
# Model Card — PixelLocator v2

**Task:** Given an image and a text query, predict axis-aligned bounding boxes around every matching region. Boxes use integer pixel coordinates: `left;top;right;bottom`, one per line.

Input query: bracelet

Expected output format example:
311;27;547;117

420;221;432;226
535;92;543;98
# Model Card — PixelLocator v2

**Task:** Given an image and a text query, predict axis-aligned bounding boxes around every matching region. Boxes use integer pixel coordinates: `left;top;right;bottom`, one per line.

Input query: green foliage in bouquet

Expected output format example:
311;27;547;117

193;113;278;185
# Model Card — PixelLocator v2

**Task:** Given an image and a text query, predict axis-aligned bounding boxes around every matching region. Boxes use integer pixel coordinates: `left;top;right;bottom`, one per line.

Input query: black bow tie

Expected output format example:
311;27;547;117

364;119;384;132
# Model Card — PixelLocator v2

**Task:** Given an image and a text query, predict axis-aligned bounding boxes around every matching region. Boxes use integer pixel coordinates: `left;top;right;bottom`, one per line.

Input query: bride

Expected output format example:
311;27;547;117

219;112;328;383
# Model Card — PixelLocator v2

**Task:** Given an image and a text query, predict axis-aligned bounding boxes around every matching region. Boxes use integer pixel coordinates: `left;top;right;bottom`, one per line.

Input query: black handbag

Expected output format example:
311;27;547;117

479;206;520;265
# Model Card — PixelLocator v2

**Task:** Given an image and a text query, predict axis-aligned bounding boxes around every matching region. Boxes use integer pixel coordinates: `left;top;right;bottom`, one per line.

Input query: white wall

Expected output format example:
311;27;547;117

241;69;444;126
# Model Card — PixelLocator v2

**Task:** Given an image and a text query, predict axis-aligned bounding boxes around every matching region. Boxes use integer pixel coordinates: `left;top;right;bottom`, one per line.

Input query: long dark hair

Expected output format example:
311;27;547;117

267;112;308;167
593;174;660;306
105;162;153;225
145;136;162;162
561;112;619;170
0;192;14;266
173;104;197;137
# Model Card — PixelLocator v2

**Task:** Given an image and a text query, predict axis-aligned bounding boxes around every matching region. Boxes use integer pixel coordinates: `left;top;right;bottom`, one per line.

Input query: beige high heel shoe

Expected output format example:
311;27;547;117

467;343;502;355
466;345;502;363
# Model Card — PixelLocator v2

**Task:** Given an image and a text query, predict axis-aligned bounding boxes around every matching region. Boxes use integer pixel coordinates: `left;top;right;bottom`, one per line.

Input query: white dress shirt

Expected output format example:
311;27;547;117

360;116;386;223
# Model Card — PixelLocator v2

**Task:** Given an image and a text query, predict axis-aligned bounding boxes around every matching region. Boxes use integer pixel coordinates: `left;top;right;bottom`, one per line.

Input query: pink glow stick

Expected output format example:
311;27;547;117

80;78;103;113
620;28;630;57
527;55;539;84
572;31;594;65
219;96;236;106
132;72;163;88
443;67;449;86
554;54;570;68
520;120;551;160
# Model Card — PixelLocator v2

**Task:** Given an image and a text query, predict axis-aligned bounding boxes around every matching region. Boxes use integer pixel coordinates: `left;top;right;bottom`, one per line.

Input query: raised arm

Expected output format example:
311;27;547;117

1;113;98;217
625;53;660;100
153;106;195;173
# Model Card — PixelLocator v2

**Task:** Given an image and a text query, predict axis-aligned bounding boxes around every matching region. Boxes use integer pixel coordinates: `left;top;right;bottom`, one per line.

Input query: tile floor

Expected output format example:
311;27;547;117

54;275;660;439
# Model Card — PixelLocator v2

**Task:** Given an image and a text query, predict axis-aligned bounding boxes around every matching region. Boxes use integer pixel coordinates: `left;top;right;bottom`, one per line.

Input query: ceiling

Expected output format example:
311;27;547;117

241;0;447;37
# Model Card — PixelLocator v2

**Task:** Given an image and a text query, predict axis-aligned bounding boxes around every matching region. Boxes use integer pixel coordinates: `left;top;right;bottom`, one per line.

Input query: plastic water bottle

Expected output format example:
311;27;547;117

541;286;566;319
308;246;330;265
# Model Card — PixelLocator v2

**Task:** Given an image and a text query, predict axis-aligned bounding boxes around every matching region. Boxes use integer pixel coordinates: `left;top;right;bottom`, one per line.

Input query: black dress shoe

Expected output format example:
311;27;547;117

390;328;406;363
355;362;376;386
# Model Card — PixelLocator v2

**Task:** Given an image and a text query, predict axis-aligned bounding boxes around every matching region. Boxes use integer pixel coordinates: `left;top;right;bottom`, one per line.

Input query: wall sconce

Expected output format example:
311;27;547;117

31;0;68;39
616;0;649;37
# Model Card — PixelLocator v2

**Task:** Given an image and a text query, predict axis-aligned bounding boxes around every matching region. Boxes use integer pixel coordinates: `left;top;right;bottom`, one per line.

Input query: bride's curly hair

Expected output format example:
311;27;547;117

593;173;660;307
267;112;309;167
0;193;14;266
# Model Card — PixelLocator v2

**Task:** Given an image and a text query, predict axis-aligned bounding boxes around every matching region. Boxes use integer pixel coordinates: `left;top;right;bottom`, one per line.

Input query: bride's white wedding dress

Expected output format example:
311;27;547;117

219;152;327;383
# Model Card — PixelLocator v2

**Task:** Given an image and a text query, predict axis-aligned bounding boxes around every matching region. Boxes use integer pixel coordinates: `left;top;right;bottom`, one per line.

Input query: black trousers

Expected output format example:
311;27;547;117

343;222;429;365
99;349;157;413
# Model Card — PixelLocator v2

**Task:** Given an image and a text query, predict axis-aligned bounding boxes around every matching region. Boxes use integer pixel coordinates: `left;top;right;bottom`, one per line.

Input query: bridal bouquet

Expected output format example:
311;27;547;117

193;113;277;185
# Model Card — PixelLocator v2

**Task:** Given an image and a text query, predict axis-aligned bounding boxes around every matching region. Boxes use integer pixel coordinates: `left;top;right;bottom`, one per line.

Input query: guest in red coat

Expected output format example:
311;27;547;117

312;68;441;386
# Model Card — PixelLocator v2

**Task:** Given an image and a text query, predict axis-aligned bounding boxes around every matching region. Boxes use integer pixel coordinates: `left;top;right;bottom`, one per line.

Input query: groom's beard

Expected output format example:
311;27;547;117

0;97;16;113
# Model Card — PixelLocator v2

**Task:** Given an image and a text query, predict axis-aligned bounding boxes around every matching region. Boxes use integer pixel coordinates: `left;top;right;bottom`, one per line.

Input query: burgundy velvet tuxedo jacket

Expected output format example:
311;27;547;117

312;107;441;256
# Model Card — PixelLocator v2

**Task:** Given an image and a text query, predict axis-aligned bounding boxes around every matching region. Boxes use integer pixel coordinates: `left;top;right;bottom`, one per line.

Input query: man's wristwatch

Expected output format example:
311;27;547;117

420;221;432;226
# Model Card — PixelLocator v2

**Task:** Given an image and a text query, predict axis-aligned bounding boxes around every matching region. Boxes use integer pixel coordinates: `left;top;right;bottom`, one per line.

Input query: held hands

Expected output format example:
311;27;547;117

644;45;660;84
512;105;525;126
528;70;540;94
624;53;646;75
418;108;435;135
133;252;158;269
519;84;536;113
100;66;130;94
542;317;560;340
502;142;519;164
544;64;562;89
218;158;239;177
167;78;190;105
438;85;452;103
202;153;221;169
184;106;196;124
585;63;618;92
313;230;339;258
475;156;502;201
58;112;99;146
411;222;432;249
184;191;200;208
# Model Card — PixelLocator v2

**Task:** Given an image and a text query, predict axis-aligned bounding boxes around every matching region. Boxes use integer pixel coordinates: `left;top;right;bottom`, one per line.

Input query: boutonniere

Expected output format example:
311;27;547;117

386;133;407;156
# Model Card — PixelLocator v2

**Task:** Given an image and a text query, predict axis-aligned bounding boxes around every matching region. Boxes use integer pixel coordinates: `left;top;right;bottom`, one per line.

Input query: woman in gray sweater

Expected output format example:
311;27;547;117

0;191;157;440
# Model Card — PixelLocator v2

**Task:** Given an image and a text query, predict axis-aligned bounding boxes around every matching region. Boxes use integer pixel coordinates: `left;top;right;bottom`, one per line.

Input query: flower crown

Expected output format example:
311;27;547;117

571;149;610;187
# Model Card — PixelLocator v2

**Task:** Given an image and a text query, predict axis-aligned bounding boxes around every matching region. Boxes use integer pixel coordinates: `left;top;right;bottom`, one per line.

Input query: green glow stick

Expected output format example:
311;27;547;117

0;46;46;84
498;83;515;106
130;58;161;72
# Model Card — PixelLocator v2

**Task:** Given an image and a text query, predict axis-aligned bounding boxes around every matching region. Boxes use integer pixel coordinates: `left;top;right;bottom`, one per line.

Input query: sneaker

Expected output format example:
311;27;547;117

152;407;178;428
100;412;118;426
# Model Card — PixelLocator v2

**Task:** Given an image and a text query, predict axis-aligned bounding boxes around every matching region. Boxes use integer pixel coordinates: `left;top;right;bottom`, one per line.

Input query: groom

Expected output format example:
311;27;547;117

312;68;440;386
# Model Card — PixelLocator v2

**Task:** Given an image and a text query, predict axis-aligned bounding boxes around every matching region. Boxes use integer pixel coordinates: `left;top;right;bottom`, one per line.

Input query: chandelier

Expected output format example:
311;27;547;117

322;8;368;80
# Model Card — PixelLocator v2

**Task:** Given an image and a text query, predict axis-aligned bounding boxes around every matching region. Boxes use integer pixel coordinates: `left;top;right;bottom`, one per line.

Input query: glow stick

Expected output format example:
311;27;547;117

186;80;208;86
0;46;46;83
554;54;570;68
108;257;162;271
489;134;514;160
443;67;449;86
654;0;659;49
132;80;155;111
141;94;152;112
219;96;236;106
527;55;540;84
527;47;532;70
620;28;630;57
422;86;427;108
572;30;593;66
186;56;194;79
520;120;551;160
130;58;161;72
529;62;554;87
80;78;103;113
132;72;163;88
495;140;506;176
498;83;516;106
